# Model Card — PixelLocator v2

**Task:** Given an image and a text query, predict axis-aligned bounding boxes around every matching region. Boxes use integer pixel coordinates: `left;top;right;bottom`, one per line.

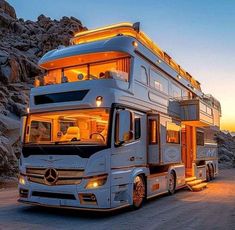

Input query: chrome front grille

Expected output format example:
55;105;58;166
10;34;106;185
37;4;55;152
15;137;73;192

26;167;84;186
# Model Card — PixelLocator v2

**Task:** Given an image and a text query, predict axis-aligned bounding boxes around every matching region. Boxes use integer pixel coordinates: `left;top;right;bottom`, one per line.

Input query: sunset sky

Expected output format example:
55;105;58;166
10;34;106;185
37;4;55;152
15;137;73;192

9;0;235;131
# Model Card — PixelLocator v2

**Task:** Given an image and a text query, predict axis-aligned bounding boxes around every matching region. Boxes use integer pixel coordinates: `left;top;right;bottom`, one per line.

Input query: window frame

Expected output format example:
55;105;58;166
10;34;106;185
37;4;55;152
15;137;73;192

166;122;181;144
149;68;169;95
134;117;141;140
196;130;205;146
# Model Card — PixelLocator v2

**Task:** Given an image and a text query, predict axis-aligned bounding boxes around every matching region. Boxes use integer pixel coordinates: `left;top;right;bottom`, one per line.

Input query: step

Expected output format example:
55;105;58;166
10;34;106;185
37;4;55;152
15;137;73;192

191;182;207;192
187;179;203;187
185;177;196;183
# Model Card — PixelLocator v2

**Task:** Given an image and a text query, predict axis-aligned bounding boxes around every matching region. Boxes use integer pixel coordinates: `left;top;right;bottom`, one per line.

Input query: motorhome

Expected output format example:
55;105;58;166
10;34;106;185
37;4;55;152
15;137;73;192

18;22;221;210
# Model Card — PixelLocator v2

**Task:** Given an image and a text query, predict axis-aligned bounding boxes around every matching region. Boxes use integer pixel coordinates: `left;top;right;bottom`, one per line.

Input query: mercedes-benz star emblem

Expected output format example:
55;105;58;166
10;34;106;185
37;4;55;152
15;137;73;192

44;168;58;185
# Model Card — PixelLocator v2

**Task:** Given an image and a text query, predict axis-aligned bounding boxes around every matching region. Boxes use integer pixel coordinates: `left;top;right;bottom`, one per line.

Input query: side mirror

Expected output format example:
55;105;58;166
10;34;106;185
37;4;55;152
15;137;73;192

115;110;133;146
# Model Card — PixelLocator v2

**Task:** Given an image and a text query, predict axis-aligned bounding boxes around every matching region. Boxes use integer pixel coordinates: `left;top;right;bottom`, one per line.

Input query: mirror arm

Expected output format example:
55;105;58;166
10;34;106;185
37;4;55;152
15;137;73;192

115;140;125;147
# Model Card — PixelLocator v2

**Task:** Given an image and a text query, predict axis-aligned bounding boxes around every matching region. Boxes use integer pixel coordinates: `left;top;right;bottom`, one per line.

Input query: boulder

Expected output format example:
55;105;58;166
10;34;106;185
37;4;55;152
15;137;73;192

0;0;16;19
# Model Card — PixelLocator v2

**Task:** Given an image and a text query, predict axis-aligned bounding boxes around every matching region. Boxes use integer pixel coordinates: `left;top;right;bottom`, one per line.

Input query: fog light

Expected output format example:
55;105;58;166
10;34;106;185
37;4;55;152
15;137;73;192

96;96;103;107
19;175;26;185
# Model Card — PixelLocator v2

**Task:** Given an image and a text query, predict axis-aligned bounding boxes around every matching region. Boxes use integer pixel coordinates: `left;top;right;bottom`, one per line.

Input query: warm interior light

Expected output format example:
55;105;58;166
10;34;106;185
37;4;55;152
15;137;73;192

26;107;30;113
96;96;103;107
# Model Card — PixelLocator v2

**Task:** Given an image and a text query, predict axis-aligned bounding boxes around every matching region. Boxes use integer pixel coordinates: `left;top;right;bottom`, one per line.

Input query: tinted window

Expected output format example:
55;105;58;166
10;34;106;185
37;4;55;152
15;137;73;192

196;131;204;146
149;119;158;144
135;118;141;139
34;90;89;105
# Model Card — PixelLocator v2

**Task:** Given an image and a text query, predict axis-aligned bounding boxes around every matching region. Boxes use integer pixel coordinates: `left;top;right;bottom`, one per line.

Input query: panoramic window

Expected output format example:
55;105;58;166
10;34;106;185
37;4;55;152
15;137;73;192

166;122;180;144
39;52;131;86
25;109;110;145
150;69;169;94
64;65;88;82
89;58;130;82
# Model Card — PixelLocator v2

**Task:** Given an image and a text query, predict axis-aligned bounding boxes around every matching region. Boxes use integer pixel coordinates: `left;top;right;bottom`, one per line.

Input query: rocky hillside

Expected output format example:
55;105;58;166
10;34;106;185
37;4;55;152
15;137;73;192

0;0;85;176
216;131;235;168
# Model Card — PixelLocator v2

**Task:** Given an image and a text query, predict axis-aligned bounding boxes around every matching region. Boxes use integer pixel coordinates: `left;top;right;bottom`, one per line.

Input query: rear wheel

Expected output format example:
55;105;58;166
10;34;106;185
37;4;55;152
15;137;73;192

132;175;145;209
168;171;176;195
206;165;211;182
209;165;215;180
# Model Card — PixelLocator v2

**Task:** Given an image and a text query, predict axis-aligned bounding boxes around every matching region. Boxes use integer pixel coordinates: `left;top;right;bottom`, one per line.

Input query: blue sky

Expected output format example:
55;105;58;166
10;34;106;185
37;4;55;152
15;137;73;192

8;0;235;130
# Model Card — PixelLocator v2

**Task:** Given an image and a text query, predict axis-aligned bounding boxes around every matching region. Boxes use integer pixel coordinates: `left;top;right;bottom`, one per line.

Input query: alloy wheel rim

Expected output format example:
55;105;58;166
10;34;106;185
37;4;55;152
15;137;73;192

133;176;145;206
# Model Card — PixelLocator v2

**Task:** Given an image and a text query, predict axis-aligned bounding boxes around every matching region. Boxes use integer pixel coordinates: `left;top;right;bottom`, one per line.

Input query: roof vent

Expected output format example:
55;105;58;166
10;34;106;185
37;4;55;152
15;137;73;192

133;22;140;32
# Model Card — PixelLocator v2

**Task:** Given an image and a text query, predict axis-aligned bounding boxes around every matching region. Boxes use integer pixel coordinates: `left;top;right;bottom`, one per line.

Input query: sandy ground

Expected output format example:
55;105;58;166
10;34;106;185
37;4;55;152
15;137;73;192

0;168;235;230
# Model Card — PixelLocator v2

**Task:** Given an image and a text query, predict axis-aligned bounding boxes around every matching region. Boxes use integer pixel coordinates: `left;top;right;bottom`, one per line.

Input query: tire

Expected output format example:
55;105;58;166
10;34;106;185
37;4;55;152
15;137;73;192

209;165;215;180
132;175;145;209
168;171;176;195
206;165;211;182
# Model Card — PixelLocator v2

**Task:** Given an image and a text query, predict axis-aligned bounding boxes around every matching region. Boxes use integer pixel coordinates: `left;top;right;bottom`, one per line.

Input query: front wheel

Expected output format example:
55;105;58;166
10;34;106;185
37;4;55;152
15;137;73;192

168;171;176;195
132;175;145;209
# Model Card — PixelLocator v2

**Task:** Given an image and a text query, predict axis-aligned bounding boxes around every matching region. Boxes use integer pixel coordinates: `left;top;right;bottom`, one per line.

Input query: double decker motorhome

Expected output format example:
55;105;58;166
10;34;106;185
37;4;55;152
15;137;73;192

18;22;221;210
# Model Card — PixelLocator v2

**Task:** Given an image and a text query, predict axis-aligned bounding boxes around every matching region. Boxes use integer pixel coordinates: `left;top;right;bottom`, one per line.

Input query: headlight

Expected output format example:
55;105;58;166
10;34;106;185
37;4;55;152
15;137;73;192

85;175;107;189
19;175;26;185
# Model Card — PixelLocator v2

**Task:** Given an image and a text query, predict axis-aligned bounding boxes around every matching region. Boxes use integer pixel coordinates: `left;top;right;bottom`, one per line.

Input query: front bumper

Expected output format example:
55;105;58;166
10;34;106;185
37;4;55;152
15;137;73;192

18;199;130;212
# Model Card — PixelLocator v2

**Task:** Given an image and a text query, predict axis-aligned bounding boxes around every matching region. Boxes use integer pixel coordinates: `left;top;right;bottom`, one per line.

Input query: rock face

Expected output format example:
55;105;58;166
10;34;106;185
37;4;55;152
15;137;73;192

216;131;235;168
0;0;85;176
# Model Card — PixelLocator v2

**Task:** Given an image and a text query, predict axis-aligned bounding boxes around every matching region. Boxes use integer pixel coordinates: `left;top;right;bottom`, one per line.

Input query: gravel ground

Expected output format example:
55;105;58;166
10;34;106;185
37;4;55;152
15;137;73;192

0;168;235;230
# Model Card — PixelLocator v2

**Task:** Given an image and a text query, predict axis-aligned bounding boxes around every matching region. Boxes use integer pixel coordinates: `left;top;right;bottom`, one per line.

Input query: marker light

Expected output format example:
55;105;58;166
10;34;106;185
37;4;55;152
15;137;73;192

19;175;26;185
96;96;103;107
156;59;162;64
26;107;30;113
177;75;182;80
132;41;138;48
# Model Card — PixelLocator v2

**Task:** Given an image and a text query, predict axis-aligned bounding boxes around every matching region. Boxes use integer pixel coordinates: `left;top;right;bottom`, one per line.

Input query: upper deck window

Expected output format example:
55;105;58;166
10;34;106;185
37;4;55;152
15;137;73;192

150;69;169;94
38;52;130;86
171;83;182;99
140;66;148;84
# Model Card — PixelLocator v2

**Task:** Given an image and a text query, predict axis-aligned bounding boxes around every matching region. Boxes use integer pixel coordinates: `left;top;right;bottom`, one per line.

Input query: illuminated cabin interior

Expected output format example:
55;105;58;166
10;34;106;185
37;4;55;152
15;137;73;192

25;108;110;145
36;52;130;87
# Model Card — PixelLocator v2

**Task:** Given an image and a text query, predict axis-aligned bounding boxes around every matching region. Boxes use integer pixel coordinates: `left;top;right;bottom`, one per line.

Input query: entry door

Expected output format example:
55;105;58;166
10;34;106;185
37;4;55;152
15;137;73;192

181;125;194;177
147;115;160;164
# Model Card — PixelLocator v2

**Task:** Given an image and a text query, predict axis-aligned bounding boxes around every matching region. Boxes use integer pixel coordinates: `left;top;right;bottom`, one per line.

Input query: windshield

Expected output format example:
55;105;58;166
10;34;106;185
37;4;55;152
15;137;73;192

24;108;110;145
